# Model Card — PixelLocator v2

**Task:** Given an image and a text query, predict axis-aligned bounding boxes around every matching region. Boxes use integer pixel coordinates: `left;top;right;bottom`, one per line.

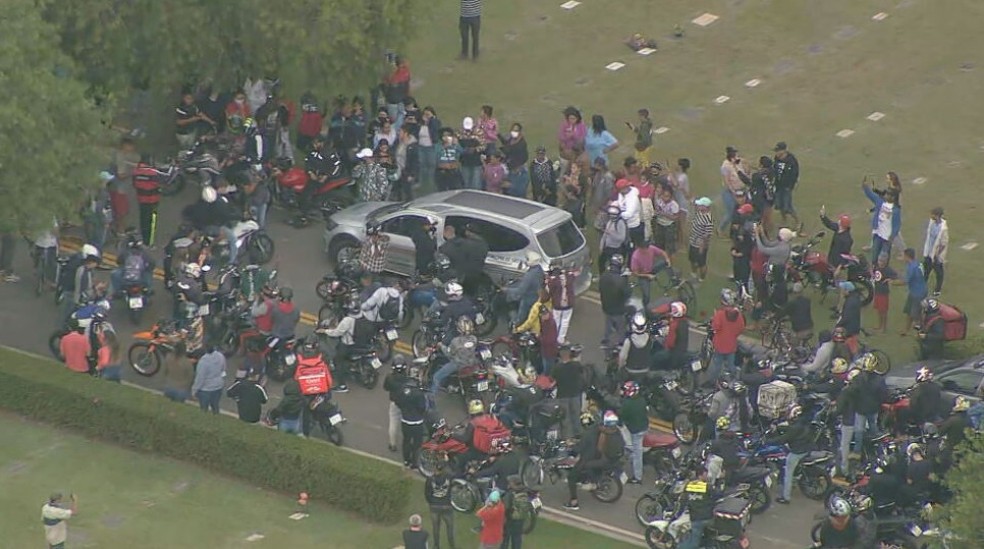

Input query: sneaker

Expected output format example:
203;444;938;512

335;384;350;393
627;478;642;485
3;272;20;283
776;497;790;504
563;501;580;511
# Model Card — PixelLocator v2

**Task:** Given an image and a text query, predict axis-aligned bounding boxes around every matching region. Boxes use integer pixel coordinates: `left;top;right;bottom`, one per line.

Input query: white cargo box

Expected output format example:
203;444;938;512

757;380;797;420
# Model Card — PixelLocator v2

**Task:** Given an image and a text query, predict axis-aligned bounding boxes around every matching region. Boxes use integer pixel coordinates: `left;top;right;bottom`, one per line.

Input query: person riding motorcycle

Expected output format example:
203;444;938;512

652;301;690;370
428;281;479;344
112;234;155;296
707;377;741;438
563;410;625;511
430;316;480;396
708;416;743;484
250;281;279;337
270;286;301;346
496;366;545;429
293;337;335;436
678;466;723;549
316;297;375;393
471;438;523;491
904;366;944;428
813;495;874;549
767;403;817;505
183;186;240;264
296;135;339;223
456;399;510;473
173;262;207;326
618;312;653;381
361;276;403;323
917;298;947;359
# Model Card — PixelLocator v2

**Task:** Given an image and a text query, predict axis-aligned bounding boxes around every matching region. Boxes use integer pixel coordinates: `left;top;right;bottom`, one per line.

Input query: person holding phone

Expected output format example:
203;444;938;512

42;492;78;549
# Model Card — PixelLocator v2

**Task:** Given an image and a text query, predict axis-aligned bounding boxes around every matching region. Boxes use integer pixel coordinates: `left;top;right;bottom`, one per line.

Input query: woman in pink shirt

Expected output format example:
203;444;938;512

483;152;508;193
477;104;499;156
558;106;587;172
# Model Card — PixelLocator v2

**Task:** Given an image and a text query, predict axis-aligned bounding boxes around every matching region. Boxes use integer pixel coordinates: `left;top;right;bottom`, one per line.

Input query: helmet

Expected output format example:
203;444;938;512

434;253;452;271
756;359;772;371
301;337;320;354
519;366;538;385
731;381;747;395
81;244;100;261
456;315;474;335
670;301;687;318
858;353;878;372
278;286;294;301
201;185;218;204
953;396;970;413
916;366;934;383
608;254;624;271
831;358;850;375
828;495;852;517
184;263;202;278
579;412;596;428
444;281;463;300
716;416;732;431
832;326;847;342
720;288;737;307
391;354;408;374
346;298;361;315
127;234;143;248
922;298;940;314
787;403;803;420
620;380;640;399
467;399;485;416
366;224;381;236
243;117;256;131
846;368;862;383
602;411;619;427
606;205;621;216
906;443;924;459
630;312;648;334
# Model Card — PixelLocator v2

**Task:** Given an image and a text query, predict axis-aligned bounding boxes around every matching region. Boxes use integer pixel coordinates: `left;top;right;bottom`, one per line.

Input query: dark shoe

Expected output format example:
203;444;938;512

563;501;580;511
777;497;790;504
388;444;398;453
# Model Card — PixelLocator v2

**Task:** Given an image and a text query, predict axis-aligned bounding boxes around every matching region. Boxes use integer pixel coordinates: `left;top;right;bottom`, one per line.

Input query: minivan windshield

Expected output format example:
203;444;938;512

536;220;585;258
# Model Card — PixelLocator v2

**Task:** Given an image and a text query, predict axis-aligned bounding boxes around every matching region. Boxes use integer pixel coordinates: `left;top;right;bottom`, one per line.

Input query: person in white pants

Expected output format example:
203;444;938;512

546;265;576;344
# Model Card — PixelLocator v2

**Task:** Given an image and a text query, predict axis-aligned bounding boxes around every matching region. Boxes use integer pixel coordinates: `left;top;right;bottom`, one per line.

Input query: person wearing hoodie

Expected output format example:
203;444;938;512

778;282;814;345
819;207;854;270
862;181;902;264
183;185;240;263
270;286;301;342
836;281;863;354
269;379;306;434
755;224;794;308
921;207;948;296
616;179;644;247
709;289;746;384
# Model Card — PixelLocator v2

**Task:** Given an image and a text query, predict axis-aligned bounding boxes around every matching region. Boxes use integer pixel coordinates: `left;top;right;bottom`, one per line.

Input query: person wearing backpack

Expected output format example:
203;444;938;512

501;475;532;549
362;277;403;324
111;234;155;297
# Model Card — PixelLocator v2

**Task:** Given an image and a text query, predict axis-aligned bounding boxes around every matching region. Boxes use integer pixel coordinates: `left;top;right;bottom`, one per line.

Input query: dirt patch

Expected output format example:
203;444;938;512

3;461;29;475
101;514;126;528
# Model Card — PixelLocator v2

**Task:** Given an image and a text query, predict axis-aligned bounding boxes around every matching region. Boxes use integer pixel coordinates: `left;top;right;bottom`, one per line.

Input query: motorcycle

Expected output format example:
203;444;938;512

351;346;383;389
521;442;626;504
739;430;834;501
228;217;275;265
128;319;194;377
643;431;685;478
411;311;448;358
473;280;513;337
672;390;714;444
159;143;222;196
309;395;345;446
120;281;151;325
645;493;752;549
449;458;542;535
271;155;354;222
48;300;114;362
788;230;875;306
417;418;471;477
490;331;541;375
264;337;298;381
646;372;686;421
374;319;399;362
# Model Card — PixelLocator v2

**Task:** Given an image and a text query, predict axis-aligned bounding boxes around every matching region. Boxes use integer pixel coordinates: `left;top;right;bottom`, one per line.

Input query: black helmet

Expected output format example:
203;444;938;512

434;253;452;271
301;337;320;355
346;298;361;315
392;354;408;374
608;254;624;271
279;286;294;301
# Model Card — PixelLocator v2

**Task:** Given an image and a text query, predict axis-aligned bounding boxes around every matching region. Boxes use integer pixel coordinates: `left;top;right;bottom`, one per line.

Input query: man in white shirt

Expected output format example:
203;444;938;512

42;492;77;549
616;179;643;248
719;146;749;233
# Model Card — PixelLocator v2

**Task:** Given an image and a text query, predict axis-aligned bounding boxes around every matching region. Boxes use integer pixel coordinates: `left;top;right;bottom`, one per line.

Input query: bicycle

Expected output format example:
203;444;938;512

646;265;697;311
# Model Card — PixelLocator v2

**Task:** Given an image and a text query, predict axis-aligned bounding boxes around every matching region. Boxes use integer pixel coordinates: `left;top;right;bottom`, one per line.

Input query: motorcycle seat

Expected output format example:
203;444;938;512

232;220;260;238
801;450;834;466
643;432;679;449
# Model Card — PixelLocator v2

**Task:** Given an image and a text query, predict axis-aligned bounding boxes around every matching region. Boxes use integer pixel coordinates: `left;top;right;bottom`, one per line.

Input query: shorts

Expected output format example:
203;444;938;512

688;245;707;267
109;190;130;221
873;293;889;314
904;294;923;320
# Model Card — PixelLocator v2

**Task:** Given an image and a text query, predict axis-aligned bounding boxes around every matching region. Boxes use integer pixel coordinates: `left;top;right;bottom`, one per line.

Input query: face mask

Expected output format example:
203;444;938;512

510;131;520;139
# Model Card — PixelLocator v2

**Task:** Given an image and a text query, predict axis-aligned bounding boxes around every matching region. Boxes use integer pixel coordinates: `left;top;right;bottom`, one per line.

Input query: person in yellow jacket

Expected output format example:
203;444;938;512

514;289;551;334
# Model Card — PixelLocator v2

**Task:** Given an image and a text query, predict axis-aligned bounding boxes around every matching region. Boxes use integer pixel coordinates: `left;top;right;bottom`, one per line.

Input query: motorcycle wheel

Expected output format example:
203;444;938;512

810;522;822;543
747;482;772;514
48;330;66;361
519;458;544;490
359;363;379;389
374;333;394;362
417;448;440;478
128;341;162;377
265;358;290;382
318;304;340;326
411;330;429;358
247;233;275;265
128;303;143;325
645;525;678;549
857;279;875;306
160;172;187;196
315;279;333;301
324;425;344;446
672;412;698;445
798;465;831;500
522;511;538;535
591;473;623;503
450;481;480;513
635;493;671;527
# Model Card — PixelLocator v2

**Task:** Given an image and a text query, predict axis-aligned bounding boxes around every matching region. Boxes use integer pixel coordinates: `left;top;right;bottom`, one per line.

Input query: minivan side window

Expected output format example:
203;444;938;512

940;371;984;396
444;215;529;252
380;214;428;237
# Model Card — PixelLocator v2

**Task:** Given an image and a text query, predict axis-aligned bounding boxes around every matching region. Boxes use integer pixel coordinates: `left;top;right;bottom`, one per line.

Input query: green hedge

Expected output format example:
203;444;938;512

0;347;411;523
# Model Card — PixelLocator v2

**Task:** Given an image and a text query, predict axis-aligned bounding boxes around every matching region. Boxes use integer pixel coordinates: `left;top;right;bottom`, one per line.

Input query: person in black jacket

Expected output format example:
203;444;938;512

459;224;489;297
552;344;585;438
773;141;800;227
384;356;412;452
836;281;862;343
852;367;887;453
904;367;943;428
410;217;438;276
225;372;268;423
819;207;854;270
396;375;428;469
425;462;456;549
770;404;815;504
599;254;630;347
918;299;947;359
678;467;720;549
778;282;814;345
939;396;971;471
268;380;305;434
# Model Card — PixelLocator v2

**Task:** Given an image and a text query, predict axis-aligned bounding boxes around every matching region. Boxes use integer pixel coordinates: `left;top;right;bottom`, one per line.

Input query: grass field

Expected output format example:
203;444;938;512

0;414;634;549
404;0;984;364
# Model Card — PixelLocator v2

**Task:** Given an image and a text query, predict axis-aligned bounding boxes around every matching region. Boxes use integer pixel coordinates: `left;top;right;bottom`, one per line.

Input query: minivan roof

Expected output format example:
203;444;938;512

412;190;570;231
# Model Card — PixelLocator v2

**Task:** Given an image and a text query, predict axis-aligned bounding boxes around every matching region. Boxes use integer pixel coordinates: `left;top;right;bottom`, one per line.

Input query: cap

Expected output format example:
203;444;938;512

356;148;374;159
615;178;631;190
778;227;796;241
774;141;788;152
839;281;856;292
462;116;474;130
737;203;754;215
694;197;712;207
488;490;501;503
535;145;547;153
726;146;738;155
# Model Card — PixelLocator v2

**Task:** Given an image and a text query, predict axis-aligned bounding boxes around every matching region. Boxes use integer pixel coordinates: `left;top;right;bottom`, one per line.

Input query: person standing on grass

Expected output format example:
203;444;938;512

669;159;692;244
772;142;800;229
226;371;268;423
459;0;482;60
653;186;680;255
779;282;814;346
499;123;530;198
819;206;854;270
417;107;441;191
501;475;532;549
482;151;507;194
558;107;587;174
862;180;901;264
627;108;654;166
477;105;498;156
898;248;928;337
871;255;897;333
747;156;776;230
426;462;456;549
402;514;430;549
192;347;226;414
616;179;643;248
689;197;713;281
719;146;749;235
584;115;619;168
922;207;948;296
476;490;505;549
42;492;78;549
458;117;484;190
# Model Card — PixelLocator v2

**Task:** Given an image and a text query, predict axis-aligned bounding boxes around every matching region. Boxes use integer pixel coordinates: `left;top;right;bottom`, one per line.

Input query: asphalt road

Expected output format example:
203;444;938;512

0;191;823;548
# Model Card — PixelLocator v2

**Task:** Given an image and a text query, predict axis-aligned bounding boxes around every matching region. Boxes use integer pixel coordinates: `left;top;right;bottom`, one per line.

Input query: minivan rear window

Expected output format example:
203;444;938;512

536;220;585;258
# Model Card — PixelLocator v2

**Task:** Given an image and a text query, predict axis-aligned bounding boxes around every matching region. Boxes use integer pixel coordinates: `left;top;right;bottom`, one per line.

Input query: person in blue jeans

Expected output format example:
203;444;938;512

852;355;888;450
270;379;306;435
191;348;226;414
862;181;901;264
678;468;718;549
767;404;815;504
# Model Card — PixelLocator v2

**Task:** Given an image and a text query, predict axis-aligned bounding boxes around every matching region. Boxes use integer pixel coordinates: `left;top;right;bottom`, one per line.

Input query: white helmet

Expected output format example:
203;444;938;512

81;244;100;261
630;312;648;334
201;186;218;204
444;281;463;300
184;263;203;279
670;301;687;318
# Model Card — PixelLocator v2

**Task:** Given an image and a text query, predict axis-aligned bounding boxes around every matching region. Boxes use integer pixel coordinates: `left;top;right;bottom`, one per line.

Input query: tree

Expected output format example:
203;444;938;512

0;0;112;233
935;433;984;548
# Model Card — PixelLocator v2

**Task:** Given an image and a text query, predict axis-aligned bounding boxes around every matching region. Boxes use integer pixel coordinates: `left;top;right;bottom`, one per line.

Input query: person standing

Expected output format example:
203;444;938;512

599;255;630;346
59;321;92;374
688;197;713;281
709;289;746;383
499;123;530;198
619;381;648;484
384;356;411;453
458;118;484;190
131;155;165;247
862;180;901;264
226;371;268;423
425;462;456;549
475;490;505;549
175;88;205;150
402;514;430;549
501;476;532;549
192;347;226;414
584;115;619;168
396;372;428;469
871;256;897;333
359;225;391;275
718;146;749;234
769;404;815;505
459;0;482;60
921;207;948;296
819;206;854;270
546;265;575;344
42;492;78;549
435;128;464;192
627;108;654;165
616;179;643;248
772;142;800;228
552;344;585;438
899;248;928;336
629;240;671;309
353;148;392;201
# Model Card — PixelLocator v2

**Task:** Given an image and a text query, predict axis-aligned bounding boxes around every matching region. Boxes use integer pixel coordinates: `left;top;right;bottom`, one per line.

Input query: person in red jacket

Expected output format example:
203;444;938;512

296;92;324;153
709;288;746;384
476;489;506;549
131;155;166;246
537;306;559;375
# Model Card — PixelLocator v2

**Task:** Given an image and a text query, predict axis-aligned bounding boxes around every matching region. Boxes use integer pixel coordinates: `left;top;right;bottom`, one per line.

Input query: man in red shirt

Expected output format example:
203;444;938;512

475;489;505;549
59;322;92;374
709;288;746;384
131;155;165;246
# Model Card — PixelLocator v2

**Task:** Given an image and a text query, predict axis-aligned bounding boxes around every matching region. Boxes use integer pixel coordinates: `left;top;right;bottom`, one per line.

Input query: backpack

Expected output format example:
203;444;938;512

509;490;533;523
59;253;84;291
471;415;511;454
122;253;146;282
378;290;401;322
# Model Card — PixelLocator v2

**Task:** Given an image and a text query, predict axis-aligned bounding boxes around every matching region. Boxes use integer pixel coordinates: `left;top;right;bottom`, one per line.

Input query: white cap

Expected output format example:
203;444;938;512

778;228;796;242
525;250;542;265
462;117;475;130
356;148;374;159
201;186;218;204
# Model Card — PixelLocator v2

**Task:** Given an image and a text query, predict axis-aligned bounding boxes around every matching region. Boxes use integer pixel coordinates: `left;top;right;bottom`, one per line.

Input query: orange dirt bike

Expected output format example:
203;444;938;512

128;317;205;376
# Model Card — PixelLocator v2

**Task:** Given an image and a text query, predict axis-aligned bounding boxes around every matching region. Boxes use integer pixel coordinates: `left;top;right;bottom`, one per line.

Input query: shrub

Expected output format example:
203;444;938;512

0;348;411;523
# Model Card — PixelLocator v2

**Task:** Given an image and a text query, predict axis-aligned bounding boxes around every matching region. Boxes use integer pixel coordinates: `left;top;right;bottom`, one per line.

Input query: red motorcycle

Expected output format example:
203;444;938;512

417;418;470;477
788;231;874;305
270;156;354;219
643;431;684;477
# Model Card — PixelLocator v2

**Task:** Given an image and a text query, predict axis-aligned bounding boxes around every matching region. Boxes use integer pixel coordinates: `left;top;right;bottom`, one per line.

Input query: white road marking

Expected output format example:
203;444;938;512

714;95;731;104
961;242;978;251
560;0;581;9
637;47;656;56
692;13;719;27
836;129;855;138
246;534;265;542
605;62;626;71
654;126;670;135
872;12;889;21
289;512;309;520
866;111;885;121
745;79;762;88
912;177;928;185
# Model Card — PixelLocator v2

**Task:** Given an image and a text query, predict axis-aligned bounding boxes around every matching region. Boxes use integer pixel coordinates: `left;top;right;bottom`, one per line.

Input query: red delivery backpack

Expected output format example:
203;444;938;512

931;303;968;341
294;357;332;396
471;415;511;454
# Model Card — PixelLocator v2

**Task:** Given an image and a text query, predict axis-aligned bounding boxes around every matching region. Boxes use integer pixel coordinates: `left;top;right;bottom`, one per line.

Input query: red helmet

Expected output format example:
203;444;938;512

620;380;640;398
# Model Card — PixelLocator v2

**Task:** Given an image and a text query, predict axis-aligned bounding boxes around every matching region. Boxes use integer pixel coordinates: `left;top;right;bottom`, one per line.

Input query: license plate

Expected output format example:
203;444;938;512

475;313;485;325
198;304;210;316
476;381;489;392
619;472;629;485
531;497;542;510
284;354;296;365
547;429;559;440
671;446;682;459
128;296;144;309
690;360;702;372
386;329;398;341
329;413;343;426
480;349;492;360
765;475;773;488
371;357;383;369
908;524;922;537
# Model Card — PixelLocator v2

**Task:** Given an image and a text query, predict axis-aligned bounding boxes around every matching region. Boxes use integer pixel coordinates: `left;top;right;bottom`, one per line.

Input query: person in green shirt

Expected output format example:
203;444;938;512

619;380;649;484
627;108;654;166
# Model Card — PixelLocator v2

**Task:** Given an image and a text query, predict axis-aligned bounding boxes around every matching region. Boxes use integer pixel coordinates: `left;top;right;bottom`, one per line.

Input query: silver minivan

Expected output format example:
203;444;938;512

323;190;593;294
